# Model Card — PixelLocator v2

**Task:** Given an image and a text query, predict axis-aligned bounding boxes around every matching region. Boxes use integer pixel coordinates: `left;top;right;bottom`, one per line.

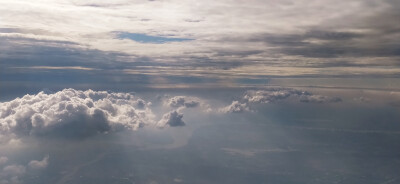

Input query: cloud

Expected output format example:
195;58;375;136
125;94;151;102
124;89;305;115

165;96;201;108
219;88;342;113
0;89;155;139
0;0;399;85
2;165;26;176
0;155;48;184
218;101;250;113
164;96;212;112
299;95;342;103
1;164;26;184
28;155;49;170
158;110;185;127
244;89;307;103
244;88;342;104
0;157;8;165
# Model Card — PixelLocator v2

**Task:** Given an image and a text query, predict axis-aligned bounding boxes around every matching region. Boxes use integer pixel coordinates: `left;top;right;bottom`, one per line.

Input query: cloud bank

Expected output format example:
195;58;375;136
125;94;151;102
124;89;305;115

219;88;342;113
0;89;154;139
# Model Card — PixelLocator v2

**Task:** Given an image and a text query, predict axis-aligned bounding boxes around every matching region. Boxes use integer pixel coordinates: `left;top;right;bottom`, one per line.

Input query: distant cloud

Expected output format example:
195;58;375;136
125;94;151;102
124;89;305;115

244;88;342;104
244;89;308;103
0;155;48;184
1;164;26;184
28;155;49;170
158;110;185;127
164;96;212;112
165;96;201;108
299;95;342;103
218;101;250;113
219;88;342;113
353;97;370;103
0;89;155;139
2;164;26;176
0;157;8;165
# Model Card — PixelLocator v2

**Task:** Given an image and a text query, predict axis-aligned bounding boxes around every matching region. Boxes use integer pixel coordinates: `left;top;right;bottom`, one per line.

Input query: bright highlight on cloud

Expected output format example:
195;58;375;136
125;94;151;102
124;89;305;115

0;89;154;139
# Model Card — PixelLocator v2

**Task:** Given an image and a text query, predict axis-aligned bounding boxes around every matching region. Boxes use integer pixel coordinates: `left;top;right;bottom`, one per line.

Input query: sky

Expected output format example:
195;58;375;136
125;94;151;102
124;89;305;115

0;0;400;184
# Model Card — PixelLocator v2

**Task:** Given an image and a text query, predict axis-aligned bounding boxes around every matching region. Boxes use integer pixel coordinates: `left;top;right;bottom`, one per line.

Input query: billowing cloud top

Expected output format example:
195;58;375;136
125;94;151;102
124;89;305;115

0;89;154;139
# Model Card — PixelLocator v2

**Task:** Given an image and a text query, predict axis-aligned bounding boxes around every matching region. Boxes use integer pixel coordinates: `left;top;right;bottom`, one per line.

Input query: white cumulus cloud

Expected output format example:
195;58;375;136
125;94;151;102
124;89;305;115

158;110;185;127
218;101;250;113
0;89;155;139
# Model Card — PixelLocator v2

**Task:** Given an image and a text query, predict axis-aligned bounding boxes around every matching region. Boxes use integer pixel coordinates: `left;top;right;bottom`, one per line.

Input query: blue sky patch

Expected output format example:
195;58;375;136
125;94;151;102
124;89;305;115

115;32;193;43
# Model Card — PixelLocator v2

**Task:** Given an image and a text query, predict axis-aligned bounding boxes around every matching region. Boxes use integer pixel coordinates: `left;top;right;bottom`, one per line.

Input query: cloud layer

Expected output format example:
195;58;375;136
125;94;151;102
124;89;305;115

0;0;399;89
